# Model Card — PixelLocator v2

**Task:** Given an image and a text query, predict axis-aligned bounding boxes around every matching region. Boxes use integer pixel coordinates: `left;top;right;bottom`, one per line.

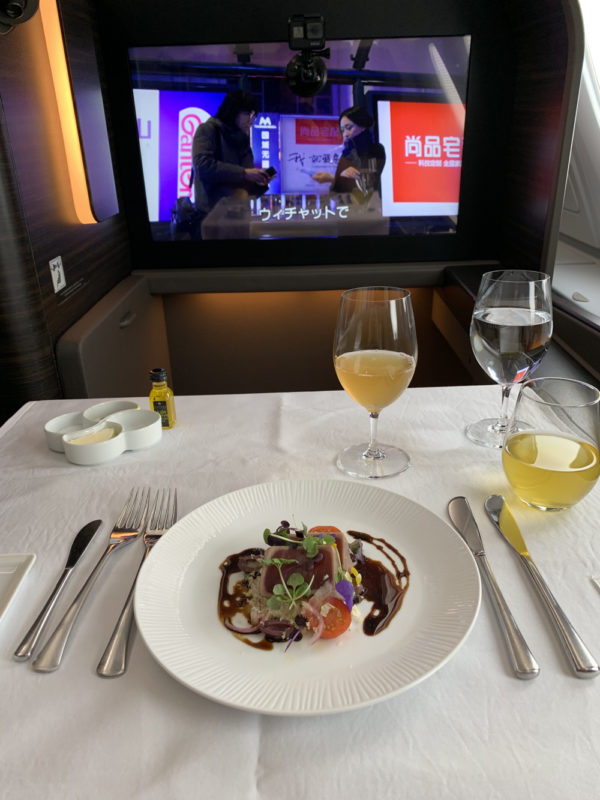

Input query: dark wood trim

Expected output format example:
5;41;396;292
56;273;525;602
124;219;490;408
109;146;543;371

0;98;62;422
0;0;133;420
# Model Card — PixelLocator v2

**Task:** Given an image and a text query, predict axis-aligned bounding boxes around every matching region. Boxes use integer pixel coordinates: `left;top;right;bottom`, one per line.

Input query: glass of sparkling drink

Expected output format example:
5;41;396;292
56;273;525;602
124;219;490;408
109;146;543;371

333;286;418;479
502;377;600;511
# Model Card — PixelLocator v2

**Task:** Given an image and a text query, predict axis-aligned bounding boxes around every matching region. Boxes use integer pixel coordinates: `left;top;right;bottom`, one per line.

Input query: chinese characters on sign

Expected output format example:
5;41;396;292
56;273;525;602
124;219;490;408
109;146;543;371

404;135;463;167
251;114;281;193
286;151;340;169
280;115;342;194
378;99;466;214
295;119;341;146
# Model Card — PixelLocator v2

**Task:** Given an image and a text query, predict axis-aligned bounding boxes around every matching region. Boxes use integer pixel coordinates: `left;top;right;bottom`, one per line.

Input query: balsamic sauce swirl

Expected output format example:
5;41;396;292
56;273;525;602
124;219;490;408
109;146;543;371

347;530;410;636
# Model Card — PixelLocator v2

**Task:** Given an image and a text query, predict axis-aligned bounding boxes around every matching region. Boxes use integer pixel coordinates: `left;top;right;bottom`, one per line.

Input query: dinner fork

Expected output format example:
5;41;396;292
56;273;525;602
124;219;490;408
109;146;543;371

97;488;178;678
32;488;150;673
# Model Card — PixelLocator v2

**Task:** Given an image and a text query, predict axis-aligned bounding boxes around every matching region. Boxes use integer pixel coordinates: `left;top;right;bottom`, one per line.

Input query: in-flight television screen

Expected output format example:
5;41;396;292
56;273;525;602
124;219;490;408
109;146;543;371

128;34;470;245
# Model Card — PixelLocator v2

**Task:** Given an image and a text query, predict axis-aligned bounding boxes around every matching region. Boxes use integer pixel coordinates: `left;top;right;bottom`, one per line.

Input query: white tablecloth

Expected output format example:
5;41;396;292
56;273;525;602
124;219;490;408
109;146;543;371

1;386;599;799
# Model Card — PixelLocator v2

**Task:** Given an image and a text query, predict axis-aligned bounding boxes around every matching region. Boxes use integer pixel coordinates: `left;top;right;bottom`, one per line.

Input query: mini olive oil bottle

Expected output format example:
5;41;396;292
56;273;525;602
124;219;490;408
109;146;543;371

149;367;176;429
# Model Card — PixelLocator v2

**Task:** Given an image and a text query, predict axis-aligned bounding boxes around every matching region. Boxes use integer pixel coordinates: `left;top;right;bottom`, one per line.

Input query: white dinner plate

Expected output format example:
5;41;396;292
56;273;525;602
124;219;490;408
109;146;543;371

0;554;36;623
135;480;481;716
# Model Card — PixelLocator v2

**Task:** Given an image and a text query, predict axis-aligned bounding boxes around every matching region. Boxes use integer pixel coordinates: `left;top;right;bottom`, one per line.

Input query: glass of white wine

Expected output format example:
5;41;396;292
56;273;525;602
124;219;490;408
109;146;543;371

333;286;418;479
503;377;600;511
466;269;553;448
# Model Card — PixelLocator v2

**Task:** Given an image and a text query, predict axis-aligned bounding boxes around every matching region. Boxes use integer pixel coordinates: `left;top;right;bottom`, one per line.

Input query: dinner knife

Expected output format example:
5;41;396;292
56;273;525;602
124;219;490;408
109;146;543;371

448;496;540;679
13;519;102;661
485;494;599;679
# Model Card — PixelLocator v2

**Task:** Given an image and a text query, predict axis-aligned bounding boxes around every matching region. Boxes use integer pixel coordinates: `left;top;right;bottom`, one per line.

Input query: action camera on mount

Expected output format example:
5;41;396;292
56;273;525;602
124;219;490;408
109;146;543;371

289;13;326;50
285;14;330;97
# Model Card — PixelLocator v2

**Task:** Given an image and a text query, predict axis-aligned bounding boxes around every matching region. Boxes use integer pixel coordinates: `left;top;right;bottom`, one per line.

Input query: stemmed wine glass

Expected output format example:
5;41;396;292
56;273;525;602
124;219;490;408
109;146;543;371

333;286;418;478
465;269;553;448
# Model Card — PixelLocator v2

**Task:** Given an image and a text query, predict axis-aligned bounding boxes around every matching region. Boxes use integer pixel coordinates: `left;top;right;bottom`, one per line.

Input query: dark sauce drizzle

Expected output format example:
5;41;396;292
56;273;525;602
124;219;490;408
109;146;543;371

218;548;274;650
218;533;410;648
347;530;410;636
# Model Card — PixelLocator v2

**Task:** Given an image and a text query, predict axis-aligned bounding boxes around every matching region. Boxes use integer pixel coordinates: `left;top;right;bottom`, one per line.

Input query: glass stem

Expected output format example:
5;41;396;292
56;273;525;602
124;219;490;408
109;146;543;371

364;412;384;459
492;384;512;433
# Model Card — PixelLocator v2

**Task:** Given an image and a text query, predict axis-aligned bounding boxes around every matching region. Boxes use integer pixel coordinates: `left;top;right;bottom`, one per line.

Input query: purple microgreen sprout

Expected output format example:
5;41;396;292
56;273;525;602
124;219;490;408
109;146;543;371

284;627;303;652
263;525;334;559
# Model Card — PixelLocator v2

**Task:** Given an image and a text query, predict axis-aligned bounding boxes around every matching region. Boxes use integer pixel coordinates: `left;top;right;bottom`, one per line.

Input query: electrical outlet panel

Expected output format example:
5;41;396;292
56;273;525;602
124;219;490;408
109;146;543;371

49;256;66;293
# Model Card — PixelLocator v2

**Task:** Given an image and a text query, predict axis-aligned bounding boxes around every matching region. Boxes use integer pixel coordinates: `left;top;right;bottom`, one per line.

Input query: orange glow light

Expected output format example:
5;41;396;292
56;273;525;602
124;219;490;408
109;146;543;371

39;0;96;224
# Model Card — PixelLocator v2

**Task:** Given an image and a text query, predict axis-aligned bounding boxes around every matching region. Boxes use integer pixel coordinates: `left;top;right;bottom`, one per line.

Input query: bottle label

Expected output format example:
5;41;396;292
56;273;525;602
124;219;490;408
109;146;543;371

153;401;170;428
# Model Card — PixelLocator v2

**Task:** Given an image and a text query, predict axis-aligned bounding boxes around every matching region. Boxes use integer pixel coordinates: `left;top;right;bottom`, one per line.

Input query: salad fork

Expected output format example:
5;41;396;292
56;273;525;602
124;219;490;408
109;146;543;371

97;488;178;678
32;488;150;673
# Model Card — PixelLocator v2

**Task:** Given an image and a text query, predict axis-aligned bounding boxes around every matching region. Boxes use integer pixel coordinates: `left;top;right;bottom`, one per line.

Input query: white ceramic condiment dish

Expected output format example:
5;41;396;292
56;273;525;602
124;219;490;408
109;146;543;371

44;412;92;452
82;400;140;424
44;402;161;466
44;400;140;452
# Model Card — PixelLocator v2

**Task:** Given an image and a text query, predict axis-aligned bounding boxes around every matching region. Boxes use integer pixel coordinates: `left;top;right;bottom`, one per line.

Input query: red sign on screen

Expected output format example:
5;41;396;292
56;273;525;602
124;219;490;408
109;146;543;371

295;118;342;146
389;102;465;203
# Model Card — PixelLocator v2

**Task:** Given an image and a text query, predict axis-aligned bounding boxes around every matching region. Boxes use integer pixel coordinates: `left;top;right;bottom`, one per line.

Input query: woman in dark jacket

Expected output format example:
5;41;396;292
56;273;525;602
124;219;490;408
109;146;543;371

312;105;386;195
192;90;270;218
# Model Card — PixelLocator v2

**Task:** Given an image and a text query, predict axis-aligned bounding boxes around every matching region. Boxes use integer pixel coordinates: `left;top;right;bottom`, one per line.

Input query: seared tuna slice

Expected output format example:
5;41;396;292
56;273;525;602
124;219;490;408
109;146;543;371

331;531;353;571
259;545;338;596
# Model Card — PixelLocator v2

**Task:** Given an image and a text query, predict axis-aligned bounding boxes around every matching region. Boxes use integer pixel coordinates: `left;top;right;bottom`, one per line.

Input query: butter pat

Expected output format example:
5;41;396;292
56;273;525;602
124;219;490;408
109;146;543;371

69;428;117;445
50;407;161;466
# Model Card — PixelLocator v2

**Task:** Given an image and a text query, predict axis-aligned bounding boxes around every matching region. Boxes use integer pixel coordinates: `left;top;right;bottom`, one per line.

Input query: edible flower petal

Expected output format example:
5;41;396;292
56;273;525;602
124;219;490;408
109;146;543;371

335;578;354;610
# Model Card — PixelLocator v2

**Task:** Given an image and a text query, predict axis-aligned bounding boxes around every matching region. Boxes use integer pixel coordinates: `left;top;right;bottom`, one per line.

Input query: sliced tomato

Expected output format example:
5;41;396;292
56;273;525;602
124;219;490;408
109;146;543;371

305;596;352;639
308;525;342;534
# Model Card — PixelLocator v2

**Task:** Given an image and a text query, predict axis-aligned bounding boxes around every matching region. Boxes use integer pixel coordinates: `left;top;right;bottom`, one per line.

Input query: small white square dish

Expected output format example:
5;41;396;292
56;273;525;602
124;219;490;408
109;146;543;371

0;554;36;623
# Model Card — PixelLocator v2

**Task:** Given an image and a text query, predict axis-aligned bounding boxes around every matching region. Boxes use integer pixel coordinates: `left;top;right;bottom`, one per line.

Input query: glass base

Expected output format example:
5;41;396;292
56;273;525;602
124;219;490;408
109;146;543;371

517;497;568;512
465;417;531;448
465;417;507;449
336;442;410;479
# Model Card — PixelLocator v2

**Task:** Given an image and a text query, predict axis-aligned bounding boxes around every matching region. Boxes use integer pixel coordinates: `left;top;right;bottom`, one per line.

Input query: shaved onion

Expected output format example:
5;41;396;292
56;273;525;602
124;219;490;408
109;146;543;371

259;619;297;640
225;609;268;634
224;618;261;634
302;599;325;644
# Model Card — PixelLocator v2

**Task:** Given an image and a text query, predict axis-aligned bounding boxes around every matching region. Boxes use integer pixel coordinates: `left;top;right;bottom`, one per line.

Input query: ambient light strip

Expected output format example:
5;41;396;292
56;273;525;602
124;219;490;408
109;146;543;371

39;0;96;223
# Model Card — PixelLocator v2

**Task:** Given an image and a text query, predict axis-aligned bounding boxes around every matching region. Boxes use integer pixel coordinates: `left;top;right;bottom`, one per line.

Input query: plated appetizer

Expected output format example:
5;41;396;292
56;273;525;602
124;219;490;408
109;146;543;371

218;520;410;650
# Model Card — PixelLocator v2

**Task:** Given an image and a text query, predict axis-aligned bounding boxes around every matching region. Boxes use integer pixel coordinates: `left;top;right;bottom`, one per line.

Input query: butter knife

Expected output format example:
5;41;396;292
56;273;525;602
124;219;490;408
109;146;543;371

13;519;102;661
485;494;599;679
448;496;539;679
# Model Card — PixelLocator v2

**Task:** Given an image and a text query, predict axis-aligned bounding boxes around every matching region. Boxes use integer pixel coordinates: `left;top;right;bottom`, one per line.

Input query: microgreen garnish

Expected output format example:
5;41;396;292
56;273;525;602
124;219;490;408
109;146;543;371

262;557;298;568
263;524;334;558
302;532;334;557
262;557;314;610
263;522;306;545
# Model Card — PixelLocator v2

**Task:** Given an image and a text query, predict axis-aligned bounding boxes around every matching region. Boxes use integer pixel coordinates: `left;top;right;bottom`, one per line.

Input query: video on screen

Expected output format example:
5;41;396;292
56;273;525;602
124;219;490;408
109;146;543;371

129;33;471;242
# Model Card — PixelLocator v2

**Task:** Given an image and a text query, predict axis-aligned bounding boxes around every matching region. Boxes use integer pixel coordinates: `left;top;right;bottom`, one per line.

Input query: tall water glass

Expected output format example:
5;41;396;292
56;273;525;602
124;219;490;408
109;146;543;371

333;287;418;479
503;377;600;511
466;269;553;448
